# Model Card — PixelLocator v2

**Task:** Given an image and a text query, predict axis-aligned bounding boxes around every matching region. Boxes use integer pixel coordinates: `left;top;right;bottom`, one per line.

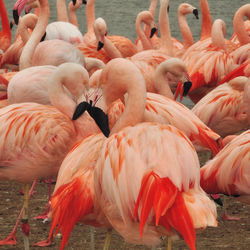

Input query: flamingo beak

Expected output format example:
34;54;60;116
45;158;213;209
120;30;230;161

193;9;199;19
183;81;192;96
13;9;19;25
72;101;89;120
97;41;104;51
10;20;14;30
72;0;77;5
40;32;46;42
82;0;87;4
150;27;157;38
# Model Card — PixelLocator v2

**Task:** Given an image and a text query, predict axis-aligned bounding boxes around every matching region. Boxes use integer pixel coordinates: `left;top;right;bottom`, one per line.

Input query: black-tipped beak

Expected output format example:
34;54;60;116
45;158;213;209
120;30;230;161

13;9;19;25
82;0;87;4
167;5;170;13
40;32;46;42
210;194;223;206
183;81;192;96
150;27;157;38
97;41;104;51
193;9;199;19
72;0;77;6
72;101;89;120
10;21;14;30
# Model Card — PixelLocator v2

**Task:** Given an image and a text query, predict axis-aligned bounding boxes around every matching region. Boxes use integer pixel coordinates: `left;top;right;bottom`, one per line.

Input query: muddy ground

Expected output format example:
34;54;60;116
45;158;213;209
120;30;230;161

0;152;250;250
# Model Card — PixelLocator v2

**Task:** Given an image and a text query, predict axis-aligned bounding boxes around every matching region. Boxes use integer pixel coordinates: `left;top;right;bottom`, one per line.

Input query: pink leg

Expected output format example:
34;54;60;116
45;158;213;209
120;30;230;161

34;176;52;220
222;196;240;221
33;235;54;247
0;180;37;246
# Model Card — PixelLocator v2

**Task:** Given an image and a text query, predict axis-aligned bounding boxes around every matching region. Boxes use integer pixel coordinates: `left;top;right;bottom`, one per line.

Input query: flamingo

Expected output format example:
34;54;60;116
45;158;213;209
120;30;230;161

200;129;250;220
181;19;237;104
77;0;137;59
243;75;250;123
68;0;85;27
13;0;85;70
0;62;100;248
192;76;250;137
88;58;221;154
44;58;217;250
0;0;11;53
230;4;250;65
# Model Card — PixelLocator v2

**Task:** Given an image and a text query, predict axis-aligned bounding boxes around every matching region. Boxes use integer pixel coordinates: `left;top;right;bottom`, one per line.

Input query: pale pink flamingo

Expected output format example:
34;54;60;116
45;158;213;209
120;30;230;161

192;76;250;137
0;0;11;52
0;62;100;247
200;129;250;220
14;0;85;70
43;58;217;250
181;19;237;104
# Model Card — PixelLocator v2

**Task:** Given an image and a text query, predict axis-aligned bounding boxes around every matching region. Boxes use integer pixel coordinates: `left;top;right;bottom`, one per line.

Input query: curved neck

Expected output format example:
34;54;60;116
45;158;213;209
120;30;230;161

178;9;194;48
135;13;153;50
159;0;173;56
212;19;226;50
100;60;147;135
233;4;250;45
19;0;50;70
57;0;68;22
200;0;212;40
145;0;158;36
0;0;11;43
18;14;38;44
49;63;88;118
68;2;80;27
154;62;174;99
86;0;95;34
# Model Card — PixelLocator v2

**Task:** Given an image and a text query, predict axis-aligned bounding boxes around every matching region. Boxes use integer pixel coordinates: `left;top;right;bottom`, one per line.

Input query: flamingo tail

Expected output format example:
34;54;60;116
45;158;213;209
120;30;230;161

133;171;196;250
50;177;93;250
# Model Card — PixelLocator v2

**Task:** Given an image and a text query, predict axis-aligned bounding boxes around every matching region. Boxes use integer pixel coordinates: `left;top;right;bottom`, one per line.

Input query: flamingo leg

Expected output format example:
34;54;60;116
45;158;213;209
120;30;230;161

34;176;52;220
0;180;37;246
167;236;172;250
222;196;240;221
103;229;112;250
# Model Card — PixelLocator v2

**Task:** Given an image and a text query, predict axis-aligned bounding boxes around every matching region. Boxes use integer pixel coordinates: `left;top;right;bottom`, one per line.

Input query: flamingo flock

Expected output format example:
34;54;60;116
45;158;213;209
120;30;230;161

0;0;249;250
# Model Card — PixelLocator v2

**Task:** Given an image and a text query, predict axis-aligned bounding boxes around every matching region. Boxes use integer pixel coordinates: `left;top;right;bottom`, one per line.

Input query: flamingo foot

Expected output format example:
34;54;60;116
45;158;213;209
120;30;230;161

0;234;17;246
33;238;53;247
33;212;48;221
222;212;240;221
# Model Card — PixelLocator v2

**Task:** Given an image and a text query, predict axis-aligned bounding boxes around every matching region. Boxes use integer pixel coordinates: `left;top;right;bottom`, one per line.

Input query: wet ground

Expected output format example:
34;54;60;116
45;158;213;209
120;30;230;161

0;152;250;250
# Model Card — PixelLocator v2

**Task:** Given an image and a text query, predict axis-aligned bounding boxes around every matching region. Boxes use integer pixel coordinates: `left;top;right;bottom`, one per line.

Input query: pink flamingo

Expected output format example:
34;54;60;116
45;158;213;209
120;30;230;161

68;0;85;27
0;0;11;53
0;62;99;247
44;58;217;250
181;19;237;104
77;0;137;59
230;4;250;65
200;129;250;220
243;75;250;123
192;76;250;137
13;0;85;70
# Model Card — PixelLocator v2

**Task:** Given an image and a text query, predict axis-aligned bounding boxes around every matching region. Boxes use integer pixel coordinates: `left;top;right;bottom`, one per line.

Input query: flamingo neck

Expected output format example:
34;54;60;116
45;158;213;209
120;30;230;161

135;13;153;50
18;14;38;44
68;2;80;27
86;0;95;34
233;4;250;45
200;0;212;40
144;0;158;36
0;0;11;42
159;0;173;56
56;0;68;22
19;0;50;70
178;9;194;48
212;19;226;50
154;62;174;99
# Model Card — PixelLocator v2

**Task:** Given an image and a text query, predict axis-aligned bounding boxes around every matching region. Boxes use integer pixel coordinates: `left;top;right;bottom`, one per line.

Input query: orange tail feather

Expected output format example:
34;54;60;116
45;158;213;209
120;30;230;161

134;171;196;250
50;177;93;250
